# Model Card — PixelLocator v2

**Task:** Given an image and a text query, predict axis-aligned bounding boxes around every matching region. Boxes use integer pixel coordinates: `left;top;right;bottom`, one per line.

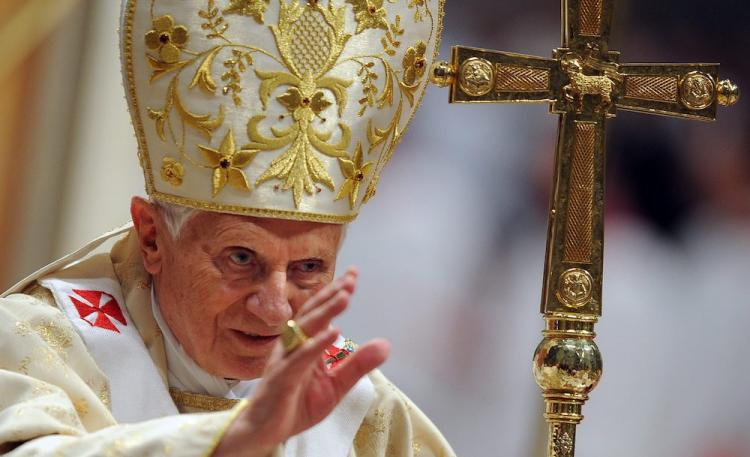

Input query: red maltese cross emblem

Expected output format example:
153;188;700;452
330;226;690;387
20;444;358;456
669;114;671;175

69;289;127;333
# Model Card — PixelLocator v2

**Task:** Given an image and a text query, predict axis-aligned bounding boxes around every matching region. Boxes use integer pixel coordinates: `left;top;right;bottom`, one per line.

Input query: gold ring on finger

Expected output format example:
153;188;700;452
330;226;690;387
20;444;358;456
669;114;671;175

281;319;309;354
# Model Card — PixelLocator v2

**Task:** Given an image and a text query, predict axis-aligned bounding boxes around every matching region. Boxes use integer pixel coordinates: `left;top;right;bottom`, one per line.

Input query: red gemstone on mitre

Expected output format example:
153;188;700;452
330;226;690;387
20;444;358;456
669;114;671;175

70;289;127;333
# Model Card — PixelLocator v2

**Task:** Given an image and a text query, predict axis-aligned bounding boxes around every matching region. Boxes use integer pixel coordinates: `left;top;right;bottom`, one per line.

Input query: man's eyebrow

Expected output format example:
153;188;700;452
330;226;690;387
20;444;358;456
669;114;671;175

290;257;325;263
289;250;333;263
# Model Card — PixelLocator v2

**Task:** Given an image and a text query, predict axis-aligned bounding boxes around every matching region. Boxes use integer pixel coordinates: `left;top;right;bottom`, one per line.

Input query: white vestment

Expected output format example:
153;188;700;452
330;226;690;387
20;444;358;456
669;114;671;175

0;226;455;457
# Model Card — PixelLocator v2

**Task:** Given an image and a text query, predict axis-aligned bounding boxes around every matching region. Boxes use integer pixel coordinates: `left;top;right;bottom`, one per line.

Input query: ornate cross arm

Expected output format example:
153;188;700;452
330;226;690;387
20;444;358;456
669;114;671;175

618;64;739;120
431;49;738;120
435;46;560;103
428;0;739;455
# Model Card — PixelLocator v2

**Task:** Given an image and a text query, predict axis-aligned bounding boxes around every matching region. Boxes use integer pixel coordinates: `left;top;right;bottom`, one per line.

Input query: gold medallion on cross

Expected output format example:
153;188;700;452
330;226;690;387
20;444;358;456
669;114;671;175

430;1;739;455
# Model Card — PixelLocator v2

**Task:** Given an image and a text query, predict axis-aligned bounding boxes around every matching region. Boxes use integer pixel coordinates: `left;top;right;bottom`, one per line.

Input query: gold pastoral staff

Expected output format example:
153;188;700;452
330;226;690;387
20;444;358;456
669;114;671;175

430;0;738;455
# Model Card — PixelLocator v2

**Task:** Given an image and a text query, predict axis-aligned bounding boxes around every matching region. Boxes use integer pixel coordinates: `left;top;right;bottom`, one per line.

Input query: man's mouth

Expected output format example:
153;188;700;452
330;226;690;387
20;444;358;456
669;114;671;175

243;332;278;340
232;330;280;344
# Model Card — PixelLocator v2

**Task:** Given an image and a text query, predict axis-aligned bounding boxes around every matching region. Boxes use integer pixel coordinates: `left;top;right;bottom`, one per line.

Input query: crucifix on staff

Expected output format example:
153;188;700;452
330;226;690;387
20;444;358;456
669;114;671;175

429;0;739;455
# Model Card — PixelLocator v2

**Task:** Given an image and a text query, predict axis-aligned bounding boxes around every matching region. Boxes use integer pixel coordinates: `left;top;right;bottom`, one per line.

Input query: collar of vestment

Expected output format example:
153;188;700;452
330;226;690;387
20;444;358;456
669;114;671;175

9;223;376;456
150;287;259;400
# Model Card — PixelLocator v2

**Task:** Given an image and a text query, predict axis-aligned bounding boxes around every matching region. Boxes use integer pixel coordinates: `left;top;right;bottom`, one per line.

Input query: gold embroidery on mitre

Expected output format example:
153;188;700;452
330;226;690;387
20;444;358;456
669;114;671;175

335;142;373;209
224;0;270;24
123;0;444;220
408;0;429;22
250;1;353;208
402;41;427;87
347;0;388;33
199;129;258;196
145;15;189;64
161;157;185;186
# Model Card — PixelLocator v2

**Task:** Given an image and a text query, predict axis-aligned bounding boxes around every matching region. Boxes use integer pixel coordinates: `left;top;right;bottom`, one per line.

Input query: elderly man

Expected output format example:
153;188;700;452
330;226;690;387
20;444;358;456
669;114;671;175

0;0;454;456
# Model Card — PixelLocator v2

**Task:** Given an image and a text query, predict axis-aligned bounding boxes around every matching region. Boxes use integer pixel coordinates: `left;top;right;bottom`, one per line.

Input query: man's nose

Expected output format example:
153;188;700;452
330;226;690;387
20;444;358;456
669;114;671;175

247;271;293;327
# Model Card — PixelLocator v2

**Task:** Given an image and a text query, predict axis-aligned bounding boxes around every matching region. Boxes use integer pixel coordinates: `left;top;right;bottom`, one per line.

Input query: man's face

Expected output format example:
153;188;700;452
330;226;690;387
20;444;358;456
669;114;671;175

153;210;343;380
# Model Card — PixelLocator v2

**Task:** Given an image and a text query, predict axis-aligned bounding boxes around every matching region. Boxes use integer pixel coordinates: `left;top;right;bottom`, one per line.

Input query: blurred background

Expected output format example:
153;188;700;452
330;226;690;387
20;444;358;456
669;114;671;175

1;1;748;456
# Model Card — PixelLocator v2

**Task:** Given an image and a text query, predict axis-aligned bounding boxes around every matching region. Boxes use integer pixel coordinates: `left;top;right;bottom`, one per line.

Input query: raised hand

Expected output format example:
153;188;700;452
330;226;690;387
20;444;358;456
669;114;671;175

213;268;390;457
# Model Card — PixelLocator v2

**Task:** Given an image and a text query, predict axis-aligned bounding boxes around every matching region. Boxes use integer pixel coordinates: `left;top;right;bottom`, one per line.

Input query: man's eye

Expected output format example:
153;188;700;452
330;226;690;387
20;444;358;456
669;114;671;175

229;250;254;266
297;261;322;273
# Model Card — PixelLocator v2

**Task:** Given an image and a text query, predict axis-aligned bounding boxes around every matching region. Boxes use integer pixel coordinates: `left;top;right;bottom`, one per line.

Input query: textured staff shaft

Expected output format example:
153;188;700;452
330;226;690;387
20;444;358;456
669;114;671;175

533;112;605;457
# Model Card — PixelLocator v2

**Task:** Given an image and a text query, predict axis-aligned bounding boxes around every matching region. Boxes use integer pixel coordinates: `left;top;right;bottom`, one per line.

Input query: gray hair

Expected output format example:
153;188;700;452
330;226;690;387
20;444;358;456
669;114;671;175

151;200;199;240
150;199;348;249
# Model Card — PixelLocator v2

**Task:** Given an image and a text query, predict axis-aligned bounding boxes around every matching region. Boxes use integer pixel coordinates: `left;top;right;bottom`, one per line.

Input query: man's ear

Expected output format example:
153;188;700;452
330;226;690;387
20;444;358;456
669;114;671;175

131;197;167;275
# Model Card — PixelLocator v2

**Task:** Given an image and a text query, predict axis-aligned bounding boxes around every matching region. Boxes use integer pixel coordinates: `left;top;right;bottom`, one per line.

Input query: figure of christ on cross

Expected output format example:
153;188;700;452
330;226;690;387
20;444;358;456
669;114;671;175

429;0;739;455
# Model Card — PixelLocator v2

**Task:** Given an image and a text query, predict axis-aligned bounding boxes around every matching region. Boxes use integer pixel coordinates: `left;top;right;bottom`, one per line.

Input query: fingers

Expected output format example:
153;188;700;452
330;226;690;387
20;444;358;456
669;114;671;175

274;327;341;386
293;267;358;338
296;289;349;337
296;267;358;317
329;339;390;397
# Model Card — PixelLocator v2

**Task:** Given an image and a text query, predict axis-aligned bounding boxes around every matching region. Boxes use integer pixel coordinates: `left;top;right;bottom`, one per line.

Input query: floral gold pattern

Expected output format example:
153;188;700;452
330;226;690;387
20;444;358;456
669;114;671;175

402;41;427;86
335;143;373;209
160;157;185;186
123;0;443;222
199;129;257;196
223;0;270;24
347;0;389;33
408;0;428;22
145;15;189;64
248;1;355;207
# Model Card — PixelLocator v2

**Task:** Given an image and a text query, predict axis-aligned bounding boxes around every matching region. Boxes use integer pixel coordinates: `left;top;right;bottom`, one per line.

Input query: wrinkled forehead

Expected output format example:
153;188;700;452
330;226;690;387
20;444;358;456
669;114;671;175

182;210;346;251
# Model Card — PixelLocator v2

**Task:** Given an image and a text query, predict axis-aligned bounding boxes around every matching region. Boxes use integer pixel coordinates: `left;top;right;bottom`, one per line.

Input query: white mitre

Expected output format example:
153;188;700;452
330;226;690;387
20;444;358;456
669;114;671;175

121;0;443;222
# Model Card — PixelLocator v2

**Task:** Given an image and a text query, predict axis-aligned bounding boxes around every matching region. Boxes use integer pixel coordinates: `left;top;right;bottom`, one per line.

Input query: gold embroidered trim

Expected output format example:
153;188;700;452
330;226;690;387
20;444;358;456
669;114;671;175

201;398;250;457
124;0;155;196
151;191;358;223
169;387;240;412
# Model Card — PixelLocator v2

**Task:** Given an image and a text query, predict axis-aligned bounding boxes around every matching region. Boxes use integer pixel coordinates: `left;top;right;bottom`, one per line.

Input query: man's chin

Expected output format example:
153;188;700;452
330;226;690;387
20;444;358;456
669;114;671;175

226;329;279;356
216;353;269;381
